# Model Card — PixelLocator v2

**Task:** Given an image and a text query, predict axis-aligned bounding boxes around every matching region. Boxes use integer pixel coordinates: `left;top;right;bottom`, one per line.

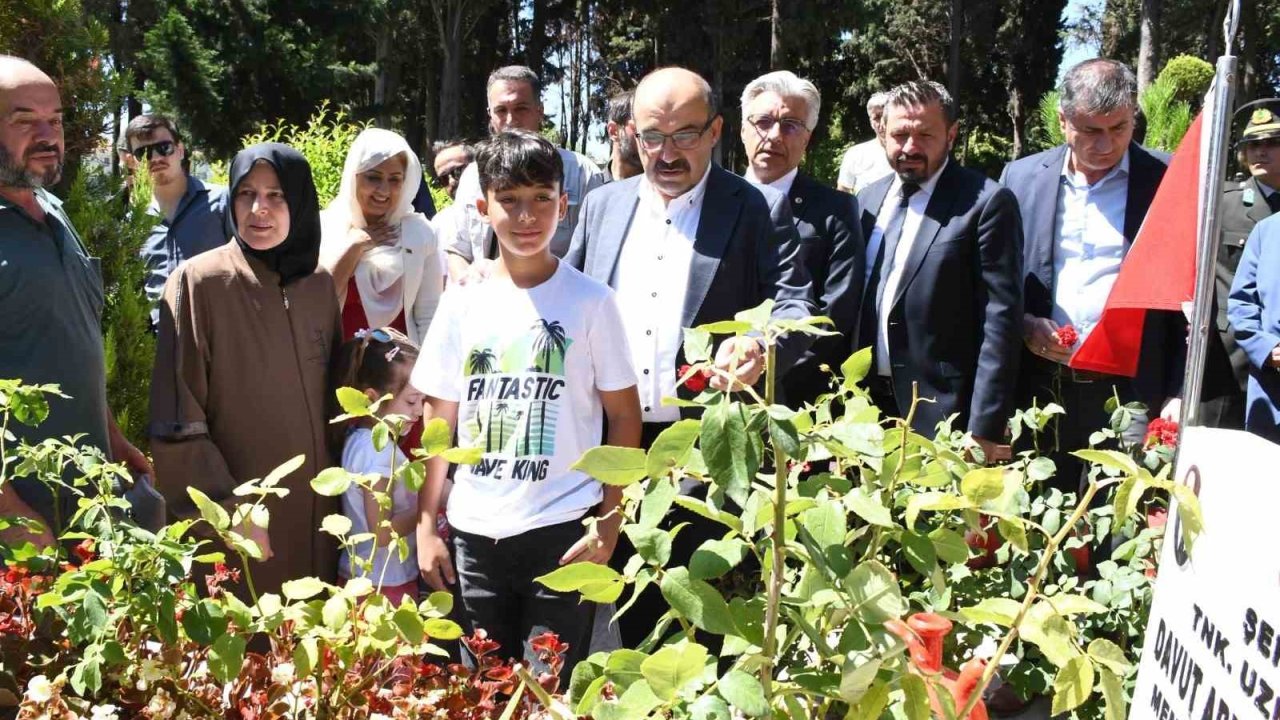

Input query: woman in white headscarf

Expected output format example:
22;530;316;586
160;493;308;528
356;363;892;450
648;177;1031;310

320;128;442;344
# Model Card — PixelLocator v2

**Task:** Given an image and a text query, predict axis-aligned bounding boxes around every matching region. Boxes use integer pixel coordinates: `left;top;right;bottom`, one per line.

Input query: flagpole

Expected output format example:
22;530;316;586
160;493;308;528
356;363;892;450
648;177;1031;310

1181;0;1241;427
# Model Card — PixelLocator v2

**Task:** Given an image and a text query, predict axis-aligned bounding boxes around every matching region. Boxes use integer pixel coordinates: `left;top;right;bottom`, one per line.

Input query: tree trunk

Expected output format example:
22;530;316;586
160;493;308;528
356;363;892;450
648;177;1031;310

526;0;548;74
435;2;464;141
770;0;783;69
1010;86;1025;159
374;23;393;128
948;0;964;96
1136;0;1161;93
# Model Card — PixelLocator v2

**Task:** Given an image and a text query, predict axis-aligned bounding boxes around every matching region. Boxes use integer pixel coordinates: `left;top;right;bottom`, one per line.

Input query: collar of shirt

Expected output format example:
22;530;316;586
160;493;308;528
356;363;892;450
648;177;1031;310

744;166;799;196
147;173;206;219
1061;148;1130;190
885;157;948;205
1257;179;1277;199
638;163;713;221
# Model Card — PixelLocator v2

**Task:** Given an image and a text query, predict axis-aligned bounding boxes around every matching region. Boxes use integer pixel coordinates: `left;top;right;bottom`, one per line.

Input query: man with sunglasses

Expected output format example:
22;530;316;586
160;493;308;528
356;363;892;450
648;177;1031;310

432;140;473;200
565;66;815;648
740;70;864;406
124;114;228;329
443;65;604;284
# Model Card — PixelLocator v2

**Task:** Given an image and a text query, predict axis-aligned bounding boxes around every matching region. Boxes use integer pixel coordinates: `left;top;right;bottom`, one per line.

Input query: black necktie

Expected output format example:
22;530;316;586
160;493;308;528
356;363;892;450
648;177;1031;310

1266;189;1280;215
857;182;921;352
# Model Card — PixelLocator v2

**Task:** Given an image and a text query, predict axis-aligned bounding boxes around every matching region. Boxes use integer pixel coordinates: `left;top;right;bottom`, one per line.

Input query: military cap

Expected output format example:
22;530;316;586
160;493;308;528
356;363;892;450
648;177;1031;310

1239;99;1280;145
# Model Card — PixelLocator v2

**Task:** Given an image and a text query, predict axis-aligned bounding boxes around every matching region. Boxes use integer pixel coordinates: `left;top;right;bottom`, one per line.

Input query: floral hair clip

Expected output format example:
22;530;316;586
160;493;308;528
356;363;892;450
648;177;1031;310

385;347;401;362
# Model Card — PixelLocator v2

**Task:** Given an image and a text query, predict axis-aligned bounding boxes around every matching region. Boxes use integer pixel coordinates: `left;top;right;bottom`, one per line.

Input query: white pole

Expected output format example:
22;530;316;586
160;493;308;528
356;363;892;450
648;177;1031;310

1181;0;1241;426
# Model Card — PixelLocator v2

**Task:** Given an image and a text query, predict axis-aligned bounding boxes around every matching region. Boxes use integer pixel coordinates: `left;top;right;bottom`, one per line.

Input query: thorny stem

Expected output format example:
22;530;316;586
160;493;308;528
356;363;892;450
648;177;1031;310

864;384;920;564
761;339;785;698
954;476;1102;720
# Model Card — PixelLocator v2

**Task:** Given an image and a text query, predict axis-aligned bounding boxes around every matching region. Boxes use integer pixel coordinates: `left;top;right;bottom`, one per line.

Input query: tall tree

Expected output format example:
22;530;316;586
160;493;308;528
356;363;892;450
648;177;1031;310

429;0;495;140
1136;0;1162;92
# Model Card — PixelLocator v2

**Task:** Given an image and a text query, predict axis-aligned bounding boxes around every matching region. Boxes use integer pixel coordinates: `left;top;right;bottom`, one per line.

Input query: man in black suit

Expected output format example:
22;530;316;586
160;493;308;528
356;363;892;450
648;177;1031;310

1000;58;1181;489
856;80;1023;459
739;69;864;406
565;66;815;649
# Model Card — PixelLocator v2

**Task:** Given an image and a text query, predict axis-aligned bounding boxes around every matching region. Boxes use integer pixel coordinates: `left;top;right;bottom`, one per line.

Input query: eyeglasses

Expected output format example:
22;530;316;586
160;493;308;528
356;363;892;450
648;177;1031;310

746;115;811;137
635;117;716;152
129;141;177;161
439;165;467;184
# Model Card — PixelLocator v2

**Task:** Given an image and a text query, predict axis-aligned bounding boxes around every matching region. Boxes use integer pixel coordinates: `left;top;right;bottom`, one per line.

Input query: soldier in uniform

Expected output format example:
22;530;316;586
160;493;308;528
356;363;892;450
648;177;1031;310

1201;100;1280;428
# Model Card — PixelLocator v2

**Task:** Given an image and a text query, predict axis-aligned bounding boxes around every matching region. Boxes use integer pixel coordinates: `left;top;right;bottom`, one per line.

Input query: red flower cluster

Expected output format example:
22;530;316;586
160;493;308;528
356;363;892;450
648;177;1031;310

1145;418;1180;449
677;364;713;393
72;539;96;564
205;562;242;598
1055;325;1079;348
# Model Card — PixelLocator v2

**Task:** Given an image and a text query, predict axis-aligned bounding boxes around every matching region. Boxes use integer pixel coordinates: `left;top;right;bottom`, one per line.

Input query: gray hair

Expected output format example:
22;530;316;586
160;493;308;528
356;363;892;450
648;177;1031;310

486;65;542;103
739;70;821;130
1058;58;1137;117
866;91;889;121
883;81;957;125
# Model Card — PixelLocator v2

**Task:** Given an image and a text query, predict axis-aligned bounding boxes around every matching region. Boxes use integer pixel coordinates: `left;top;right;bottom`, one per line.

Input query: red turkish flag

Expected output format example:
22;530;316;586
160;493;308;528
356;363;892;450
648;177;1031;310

1069;113;1203;376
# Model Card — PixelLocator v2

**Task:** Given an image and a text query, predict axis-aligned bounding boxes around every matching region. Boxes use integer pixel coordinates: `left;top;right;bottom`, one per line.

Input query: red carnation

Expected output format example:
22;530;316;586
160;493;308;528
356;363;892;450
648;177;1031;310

678;364;712;393
72;539;96;563
1145;418;1180;449
1055;325;1079;348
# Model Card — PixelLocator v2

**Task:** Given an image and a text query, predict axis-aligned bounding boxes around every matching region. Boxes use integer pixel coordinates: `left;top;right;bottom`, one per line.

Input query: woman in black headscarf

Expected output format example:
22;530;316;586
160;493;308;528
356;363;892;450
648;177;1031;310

150;143;340;595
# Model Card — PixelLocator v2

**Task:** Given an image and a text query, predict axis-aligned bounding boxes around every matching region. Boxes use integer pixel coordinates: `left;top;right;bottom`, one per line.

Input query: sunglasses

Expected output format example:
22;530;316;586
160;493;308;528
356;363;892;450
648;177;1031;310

130;141;177;161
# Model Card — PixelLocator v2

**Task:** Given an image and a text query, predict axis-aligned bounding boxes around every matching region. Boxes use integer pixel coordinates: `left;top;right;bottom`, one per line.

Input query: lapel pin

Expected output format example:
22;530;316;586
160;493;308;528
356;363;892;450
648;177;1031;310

795;197;804;204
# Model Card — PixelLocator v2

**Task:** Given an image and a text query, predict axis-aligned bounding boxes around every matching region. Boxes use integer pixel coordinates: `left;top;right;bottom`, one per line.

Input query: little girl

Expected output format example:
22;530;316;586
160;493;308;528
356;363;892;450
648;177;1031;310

331;327;425;605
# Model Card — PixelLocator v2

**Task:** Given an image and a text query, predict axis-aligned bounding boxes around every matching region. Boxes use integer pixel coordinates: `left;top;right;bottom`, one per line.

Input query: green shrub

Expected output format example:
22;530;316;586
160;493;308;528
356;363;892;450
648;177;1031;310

1156;55;1215;106
1033;90;1067;151
63;169;157;448
961;128;1014;179
241;101;368;207
1140;76;1194;153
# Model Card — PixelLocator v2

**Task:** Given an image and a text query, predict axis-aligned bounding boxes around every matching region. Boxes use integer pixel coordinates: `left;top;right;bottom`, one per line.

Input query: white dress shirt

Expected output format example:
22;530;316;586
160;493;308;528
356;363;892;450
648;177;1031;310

745;166;799;196
1050;150;1130;348
615;167;712;423
867;161;947;376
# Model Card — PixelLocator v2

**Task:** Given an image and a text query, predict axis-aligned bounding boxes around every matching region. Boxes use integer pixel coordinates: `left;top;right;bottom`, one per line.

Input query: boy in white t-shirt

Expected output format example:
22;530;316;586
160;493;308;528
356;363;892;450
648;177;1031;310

411;130;641;674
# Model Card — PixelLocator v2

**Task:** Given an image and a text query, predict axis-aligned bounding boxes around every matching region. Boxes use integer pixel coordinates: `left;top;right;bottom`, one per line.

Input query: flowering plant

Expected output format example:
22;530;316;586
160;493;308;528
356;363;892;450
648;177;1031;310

0;378;566;719
1143;418;1179;450
1055;325;1079;348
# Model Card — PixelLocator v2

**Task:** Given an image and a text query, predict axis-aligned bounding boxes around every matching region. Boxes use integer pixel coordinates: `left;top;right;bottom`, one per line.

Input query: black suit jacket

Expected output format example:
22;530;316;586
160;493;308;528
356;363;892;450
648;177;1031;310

1000;142;1182;411
856;161;1024;440
779;172;865;404
565;165;817;398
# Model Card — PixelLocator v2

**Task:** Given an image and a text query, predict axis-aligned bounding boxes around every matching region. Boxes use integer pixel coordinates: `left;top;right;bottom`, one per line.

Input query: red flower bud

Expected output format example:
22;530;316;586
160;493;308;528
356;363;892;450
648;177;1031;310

1055;325;1079;348
678;364;710;393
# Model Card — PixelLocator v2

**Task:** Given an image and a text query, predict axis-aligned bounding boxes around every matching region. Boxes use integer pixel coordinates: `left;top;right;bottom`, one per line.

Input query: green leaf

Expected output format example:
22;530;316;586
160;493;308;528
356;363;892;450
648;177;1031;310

1088;638;1133;675
901;673;931;720
441;445;483;464
646;420;701;480
640;642;708;701
717;670;770;717
262;454;305;488
1050;655;1095;716
572;446;648;486
400;461;426;493
1172;483;1204;552
639;476;678;529
1073;449;1139;476
849;680;892;720
1043;593;1107;616
311;467;354;497
841;347;873;389
659;567;737;635
733;299;774;332
839;658;882;703
594;680;663;720
768;415;801;458
342;577;373;598
1027;456;1056;482
1020;606;1081;667
336;386;373;416
689;538;749;580
929;528;970;564
321;514;352;538
294;637;319;676
208;634;247;684
371;422;390;451
800;502;846;549
1099;666;1127;720
684;327;713;363
186;487;230;531
960;467;1005;503
905;493;973;530
846;489;896;528
323;594;349;630
959;598;1022;627
604;649;649;690
424;590;454;616
393;605;425;643
701;397;757;506
690;694;733;720
901;531;938;575
182;599;228;646
421;416;451;455
423;618;464;640
624;525;672;567
847;560;906;624
998;518;1029;554
281;577;328;601
699;319;753;334
536;562;622;592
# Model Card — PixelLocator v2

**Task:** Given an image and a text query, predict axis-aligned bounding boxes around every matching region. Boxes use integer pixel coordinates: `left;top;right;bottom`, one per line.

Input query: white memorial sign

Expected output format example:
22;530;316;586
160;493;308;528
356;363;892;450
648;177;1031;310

1130;427;1280;720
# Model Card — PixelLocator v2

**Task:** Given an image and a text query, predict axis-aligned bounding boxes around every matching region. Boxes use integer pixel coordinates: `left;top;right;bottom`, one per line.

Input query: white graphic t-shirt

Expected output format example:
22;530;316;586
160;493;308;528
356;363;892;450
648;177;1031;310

412;261;636;539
